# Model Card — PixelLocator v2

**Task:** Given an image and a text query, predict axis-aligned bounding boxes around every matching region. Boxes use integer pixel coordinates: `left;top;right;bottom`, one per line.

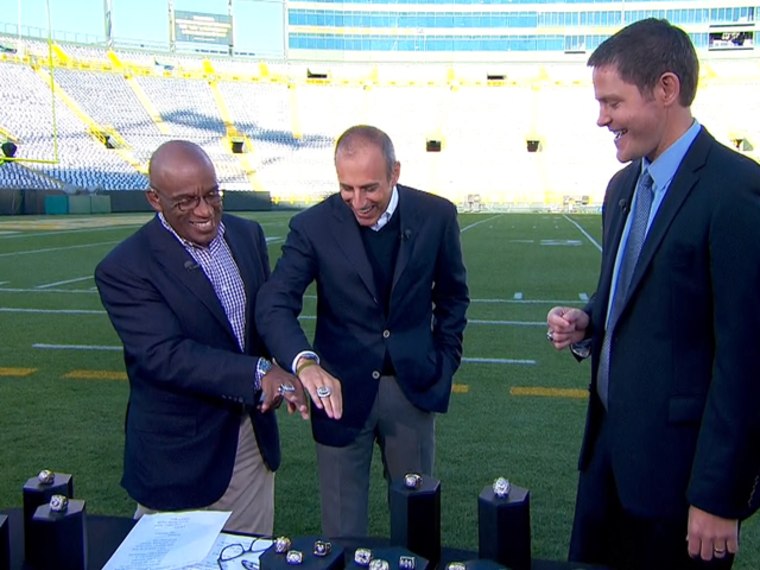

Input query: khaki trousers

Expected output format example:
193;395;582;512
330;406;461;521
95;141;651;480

135;414;274;535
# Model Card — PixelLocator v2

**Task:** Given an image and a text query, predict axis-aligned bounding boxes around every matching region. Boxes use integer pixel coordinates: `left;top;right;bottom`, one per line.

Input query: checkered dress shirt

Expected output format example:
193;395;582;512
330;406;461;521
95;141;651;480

158;213;247;351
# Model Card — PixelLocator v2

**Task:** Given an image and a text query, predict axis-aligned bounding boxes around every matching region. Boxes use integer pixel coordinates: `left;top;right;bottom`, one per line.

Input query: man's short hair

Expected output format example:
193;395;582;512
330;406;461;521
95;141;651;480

588;18;699;107
334;125;397;180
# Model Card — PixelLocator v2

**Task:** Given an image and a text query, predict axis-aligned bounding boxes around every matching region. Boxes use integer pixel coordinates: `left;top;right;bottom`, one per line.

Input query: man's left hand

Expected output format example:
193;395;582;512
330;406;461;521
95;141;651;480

687;505;739;561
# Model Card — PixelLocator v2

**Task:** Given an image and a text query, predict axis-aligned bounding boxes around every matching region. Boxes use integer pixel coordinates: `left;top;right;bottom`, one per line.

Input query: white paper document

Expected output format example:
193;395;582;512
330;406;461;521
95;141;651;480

103;510;231;570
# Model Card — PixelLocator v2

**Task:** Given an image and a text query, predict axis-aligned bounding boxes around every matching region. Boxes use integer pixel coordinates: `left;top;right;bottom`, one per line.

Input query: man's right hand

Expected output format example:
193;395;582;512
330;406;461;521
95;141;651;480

546;306;590;350
259;365;309;419
297;359;343;420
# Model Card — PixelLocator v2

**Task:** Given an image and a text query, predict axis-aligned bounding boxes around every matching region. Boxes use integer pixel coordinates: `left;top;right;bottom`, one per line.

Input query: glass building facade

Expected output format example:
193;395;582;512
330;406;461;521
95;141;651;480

286;0;758;59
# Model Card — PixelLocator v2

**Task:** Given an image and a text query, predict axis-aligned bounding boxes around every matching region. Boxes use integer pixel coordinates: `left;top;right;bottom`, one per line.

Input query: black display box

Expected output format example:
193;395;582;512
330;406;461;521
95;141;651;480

478;483;531;570
28;499;87;570
261;535;345;570
389;475;441;566
23;472;74;563
0;514;9;570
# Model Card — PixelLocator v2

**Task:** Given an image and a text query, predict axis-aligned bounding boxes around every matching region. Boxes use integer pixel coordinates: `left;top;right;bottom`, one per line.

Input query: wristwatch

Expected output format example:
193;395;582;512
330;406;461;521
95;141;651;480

255;357;273;387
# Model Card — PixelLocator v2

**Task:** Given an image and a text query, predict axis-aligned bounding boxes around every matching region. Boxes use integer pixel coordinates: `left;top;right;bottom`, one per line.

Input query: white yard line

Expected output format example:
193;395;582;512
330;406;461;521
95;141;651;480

460;214;503;233
462;357;536;365
468;319;545;326
562;214;602;252
33;343;121;351
1;307;104;315
35;276;94;289
30;343;536;365
0;241;119;258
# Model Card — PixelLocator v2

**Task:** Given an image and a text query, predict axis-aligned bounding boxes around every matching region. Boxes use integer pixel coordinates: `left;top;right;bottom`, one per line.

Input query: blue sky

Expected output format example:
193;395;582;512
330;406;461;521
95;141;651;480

2;0;285;56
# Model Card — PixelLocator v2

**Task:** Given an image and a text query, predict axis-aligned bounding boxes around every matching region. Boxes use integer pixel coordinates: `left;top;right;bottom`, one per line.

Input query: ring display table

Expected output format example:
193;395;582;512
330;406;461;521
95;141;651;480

0;509;609;570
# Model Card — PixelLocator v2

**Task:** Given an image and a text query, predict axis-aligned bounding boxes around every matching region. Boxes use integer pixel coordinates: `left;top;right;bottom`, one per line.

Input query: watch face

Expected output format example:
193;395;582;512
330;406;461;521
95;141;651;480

258;358;273;375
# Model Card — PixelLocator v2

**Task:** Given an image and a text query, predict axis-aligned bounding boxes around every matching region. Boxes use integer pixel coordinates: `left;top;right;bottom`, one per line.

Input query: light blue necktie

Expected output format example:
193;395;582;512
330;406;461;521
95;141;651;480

597;170;654;409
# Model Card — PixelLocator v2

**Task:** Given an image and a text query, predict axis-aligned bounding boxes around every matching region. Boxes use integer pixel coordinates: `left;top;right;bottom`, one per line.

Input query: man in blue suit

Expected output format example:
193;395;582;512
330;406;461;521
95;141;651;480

256;125;469;537
547;19;760;569
95;140;308;535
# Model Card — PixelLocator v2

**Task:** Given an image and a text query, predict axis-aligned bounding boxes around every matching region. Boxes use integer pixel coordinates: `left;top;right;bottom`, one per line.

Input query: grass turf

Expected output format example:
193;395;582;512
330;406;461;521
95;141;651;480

0;211;757;567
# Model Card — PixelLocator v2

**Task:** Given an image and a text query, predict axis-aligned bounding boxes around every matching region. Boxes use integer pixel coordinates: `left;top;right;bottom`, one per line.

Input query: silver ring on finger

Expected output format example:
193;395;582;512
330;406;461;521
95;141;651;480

316;385;332;399
546;330;554;342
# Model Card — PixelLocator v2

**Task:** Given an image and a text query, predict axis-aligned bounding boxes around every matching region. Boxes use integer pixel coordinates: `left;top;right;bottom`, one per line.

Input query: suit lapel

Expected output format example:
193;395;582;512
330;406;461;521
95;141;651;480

329;197;378;299
624;128;710;305
146;217;236;342
392;186;417;290
598;165;640;322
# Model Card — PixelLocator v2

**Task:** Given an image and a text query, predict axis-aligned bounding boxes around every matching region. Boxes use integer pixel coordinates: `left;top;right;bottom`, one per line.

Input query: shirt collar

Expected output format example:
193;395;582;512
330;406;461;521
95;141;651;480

157;212;225;249
371;185;399;231
643;119;701;191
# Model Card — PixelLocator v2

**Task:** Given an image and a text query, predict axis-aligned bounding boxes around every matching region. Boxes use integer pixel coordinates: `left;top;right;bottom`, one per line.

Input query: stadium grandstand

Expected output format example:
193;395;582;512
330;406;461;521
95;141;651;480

0;0;758;213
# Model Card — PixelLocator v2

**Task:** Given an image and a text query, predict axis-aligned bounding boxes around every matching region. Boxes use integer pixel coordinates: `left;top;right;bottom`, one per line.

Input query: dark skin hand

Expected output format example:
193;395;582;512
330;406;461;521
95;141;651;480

258;364;310;419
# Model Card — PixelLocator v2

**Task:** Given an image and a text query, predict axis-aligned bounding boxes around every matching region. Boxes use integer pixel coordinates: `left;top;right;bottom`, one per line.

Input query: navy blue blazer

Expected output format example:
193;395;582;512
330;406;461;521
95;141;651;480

95;214;280;511
580;128;760;520
255;185;469;446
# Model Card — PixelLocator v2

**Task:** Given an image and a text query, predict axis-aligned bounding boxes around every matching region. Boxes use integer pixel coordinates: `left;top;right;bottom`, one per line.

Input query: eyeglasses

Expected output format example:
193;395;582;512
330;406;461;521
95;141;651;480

150;186;223;212
217;537;272;569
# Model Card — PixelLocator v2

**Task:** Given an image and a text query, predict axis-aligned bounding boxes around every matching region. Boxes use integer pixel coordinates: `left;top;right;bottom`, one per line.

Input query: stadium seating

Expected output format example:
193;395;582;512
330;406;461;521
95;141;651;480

1;35;758;208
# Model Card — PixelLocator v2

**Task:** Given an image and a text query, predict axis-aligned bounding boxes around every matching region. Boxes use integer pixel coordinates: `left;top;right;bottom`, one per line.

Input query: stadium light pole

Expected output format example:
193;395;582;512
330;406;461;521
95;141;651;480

229;0;234;56
168;0;176;52
104;0;113;49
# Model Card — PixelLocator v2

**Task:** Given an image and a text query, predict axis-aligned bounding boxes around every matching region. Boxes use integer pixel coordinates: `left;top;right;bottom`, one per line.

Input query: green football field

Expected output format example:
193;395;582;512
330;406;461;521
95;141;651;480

1;210;757;567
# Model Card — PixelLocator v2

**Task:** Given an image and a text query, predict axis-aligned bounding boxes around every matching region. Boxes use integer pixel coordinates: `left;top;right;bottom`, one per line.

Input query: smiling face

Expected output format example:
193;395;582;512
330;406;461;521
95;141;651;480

146;141;222;246
592;64;673;164
336;142;400;227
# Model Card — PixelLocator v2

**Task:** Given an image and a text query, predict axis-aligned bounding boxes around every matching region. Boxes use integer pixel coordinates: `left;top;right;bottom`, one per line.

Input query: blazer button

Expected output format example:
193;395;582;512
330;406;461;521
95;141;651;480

382;329;391;339
372;371;381;380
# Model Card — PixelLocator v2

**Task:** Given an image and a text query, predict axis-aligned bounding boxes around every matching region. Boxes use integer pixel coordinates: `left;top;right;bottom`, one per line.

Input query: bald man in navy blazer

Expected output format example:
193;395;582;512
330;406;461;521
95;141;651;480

96;140;307;534
547;19;760;569
256;125;469;537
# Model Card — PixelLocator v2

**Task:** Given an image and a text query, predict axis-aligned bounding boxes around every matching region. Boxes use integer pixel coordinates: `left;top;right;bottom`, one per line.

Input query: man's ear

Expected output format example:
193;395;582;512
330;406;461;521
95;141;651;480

390;161;401;187
145;189;162;213
658;72;681;107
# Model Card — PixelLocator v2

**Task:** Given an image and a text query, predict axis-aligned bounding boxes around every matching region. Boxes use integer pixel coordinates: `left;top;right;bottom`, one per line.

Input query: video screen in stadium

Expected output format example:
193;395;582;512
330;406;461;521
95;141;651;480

174;10;233;45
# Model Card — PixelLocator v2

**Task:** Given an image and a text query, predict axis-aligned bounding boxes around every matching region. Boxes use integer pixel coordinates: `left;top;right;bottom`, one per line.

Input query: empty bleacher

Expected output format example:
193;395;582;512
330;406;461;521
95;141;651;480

1;36;758;210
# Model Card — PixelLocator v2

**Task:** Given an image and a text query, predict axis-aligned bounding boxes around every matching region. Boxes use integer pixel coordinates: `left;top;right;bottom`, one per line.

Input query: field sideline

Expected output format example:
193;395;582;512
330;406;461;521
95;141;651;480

1;211;758;567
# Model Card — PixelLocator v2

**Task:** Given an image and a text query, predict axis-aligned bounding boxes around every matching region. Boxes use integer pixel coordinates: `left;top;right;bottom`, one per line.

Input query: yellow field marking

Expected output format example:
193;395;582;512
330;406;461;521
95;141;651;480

0;367;37;377
510;386;587;399
63;370;127;381
452;383;470;394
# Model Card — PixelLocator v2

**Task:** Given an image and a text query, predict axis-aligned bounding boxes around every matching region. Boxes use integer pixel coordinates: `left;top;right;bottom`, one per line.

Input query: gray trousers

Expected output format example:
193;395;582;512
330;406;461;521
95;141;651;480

316;375;435;538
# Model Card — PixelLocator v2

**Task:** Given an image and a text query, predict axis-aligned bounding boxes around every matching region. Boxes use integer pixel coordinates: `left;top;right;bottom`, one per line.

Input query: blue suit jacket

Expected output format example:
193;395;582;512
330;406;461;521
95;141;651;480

255;185;469;446
95;214;280;511
580;127;760;520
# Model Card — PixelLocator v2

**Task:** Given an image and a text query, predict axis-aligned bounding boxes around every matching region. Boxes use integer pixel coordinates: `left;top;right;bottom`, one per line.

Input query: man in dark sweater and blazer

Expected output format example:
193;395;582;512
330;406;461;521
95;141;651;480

256;125;469;537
